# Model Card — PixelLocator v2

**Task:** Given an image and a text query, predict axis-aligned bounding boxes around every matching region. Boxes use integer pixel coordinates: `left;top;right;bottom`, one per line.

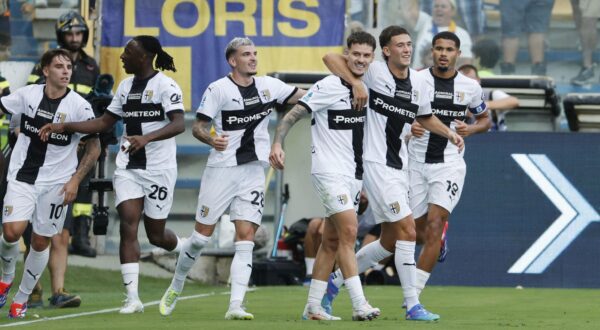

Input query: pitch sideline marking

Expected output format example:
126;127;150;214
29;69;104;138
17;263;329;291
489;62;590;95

0;289;254;328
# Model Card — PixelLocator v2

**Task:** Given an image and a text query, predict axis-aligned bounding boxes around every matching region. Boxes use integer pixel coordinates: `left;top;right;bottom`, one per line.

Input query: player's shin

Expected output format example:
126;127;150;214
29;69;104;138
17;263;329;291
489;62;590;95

395;240;419;310
171;231;209;292
229;241;254;309
0;236;19;284
14;247;49;304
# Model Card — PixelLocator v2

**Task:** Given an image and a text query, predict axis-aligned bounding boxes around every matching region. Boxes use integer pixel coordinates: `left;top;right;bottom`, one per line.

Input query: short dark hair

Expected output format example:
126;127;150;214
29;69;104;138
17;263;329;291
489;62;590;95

472;38;500;69
346;31;376;51
432;31;461;49
378;25;410;61
458;64;479;77
40;48;73;69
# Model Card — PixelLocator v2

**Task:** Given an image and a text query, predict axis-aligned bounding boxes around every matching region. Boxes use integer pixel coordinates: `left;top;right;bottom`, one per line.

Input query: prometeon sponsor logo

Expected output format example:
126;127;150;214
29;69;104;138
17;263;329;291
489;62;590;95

226;109;271;125
373;97;416;118
122;110;162;118
333;115;365;124
432;108;466;118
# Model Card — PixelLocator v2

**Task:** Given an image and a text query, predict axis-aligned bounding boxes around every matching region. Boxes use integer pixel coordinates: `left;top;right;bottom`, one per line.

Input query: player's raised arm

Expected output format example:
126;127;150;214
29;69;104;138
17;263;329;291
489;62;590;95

269;103;310;169
285;88;307;105
417;114;464;152
323;52;367;111
39;112;118;142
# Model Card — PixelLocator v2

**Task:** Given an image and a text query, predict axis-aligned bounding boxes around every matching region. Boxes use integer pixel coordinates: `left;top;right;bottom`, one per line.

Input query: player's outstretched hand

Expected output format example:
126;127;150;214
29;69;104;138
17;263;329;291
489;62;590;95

449;131;464;153
411;121;425;138
351;82;368;111
211;134;229;151
269;143;285;170
39;123;65;142
61;177;80;205
123;135;150;154
453;119;472;137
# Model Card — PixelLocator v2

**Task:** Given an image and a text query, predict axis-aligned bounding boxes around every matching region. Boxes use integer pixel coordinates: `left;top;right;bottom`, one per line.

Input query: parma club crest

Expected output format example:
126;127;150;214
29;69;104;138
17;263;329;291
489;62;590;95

389;201;400;215
200;205;209;218
3;205;12;216
337;194;348;205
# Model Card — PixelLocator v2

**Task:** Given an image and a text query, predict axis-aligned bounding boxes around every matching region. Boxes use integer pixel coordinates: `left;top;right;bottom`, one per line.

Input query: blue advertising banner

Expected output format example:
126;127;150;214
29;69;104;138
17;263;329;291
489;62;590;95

431;132;600;288
100;0;346;110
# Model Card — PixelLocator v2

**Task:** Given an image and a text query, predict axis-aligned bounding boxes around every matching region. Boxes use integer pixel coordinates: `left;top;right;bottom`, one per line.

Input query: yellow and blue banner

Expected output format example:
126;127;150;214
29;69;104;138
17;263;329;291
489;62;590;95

101;0;346;110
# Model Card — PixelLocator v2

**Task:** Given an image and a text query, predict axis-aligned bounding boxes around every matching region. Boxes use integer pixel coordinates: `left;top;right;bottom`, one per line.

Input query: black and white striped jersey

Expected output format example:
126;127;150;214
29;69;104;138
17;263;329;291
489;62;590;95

0;84;95;185
363;61;432;170
197;75;297;167
409;68;487;164
106;72;184;170
298;75;365;180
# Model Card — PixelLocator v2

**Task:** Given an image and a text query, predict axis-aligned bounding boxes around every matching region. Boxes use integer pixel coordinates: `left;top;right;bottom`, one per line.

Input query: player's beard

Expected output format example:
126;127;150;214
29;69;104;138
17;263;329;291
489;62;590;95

436;65;449;72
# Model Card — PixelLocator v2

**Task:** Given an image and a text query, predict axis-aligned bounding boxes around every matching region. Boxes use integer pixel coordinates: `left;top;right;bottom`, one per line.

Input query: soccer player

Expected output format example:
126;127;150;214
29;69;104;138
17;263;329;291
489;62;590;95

409;31;490;300
271;31;381;321
321;26;463;321
158;37;305;320
39;36;186;314
0;49;100;318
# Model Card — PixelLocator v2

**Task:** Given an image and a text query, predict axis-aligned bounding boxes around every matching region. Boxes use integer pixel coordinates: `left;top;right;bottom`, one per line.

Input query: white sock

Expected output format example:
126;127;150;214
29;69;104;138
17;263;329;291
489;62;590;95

14;247;49;304
0;236;20;284
395;240;419;310
344;275;367;309
121;263;139;300
331;269;344;289
356;240;393;273
415;268;430;297
171;231;209;292
172;236;184;253
229;241;254;308
304;257;315;276
307;279;327;306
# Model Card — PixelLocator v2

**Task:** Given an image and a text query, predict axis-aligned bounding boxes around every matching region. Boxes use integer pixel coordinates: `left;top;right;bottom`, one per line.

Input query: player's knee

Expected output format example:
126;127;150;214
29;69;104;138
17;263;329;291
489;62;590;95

30;235;50;252
147;233;165;247
425;219;444;242
1;229;20;243
321;236;338;252
338;226;358;244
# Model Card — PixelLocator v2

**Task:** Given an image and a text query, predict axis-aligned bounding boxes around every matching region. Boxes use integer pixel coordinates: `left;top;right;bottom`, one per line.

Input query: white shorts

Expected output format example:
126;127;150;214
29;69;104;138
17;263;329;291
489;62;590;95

196;162;266;226
311;173;362;217
113;167;177;219
363;161;412;223
409;158;467;219
3;180;68;237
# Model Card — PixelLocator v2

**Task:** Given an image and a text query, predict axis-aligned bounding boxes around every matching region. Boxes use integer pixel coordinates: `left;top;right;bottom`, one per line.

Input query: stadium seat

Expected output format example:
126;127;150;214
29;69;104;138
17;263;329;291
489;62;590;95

563;93;600;132
481;75;561;132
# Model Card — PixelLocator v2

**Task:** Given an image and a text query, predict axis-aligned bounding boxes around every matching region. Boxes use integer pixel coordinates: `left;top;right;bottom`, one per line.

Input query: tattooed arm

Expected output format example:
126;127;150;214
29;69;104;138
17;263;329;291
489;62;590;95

62;137;100;205
269;104;310;169
192;117;228;151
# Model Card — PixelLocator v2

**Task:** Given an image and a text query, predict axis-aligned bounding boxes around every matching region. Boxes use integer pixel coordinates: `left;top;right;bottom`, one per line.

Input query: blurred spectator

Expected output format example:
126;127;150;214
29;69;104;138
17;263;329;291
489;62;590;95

499;0;555;75
472;38;501;77
418;44;434;70
0;0;9;54
33;0;77;8
377;0;431;43
459;64;519;131
569;0;600;85
349;0;372;27
413;0;474;68
420;0;485;39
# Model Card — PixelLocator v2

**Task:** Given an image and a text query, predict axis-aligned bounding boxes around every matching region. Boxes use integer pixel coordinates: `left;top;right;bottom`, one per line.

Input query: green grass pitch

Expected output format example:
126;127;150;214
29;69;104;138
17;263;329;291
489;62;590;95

0;265;598;329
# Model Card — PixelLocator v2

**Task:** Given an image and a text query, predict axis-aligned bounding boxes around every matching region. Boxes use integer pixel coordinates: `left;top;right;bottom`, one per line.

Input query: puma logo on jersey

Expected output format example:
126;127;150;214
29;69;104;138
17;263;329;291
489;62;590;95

0;256;12;263
232;98;242;105
384;84;393;94
123;281;133;286
185;252;196;261
339;98;349;105
156;204;164;211
26;269;40;280
247;264;252;269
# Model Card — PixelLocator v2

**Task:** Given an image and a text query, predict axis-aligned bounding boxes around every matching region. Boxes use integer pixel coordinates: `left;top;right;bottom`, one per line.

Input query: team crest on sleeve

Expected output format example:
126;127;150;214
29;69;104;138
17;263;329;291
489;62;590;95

200;205;210;217
337;194;349;205
3;205;12;216
143;90;154;101
389;201;400;214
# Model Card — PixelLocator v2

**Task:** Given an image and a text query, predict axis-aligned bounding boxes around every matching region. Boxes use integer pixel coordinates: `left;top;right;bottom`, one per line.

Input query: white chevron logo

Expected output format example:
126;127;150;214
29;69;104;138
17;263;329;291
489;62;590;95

509;154;600;274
